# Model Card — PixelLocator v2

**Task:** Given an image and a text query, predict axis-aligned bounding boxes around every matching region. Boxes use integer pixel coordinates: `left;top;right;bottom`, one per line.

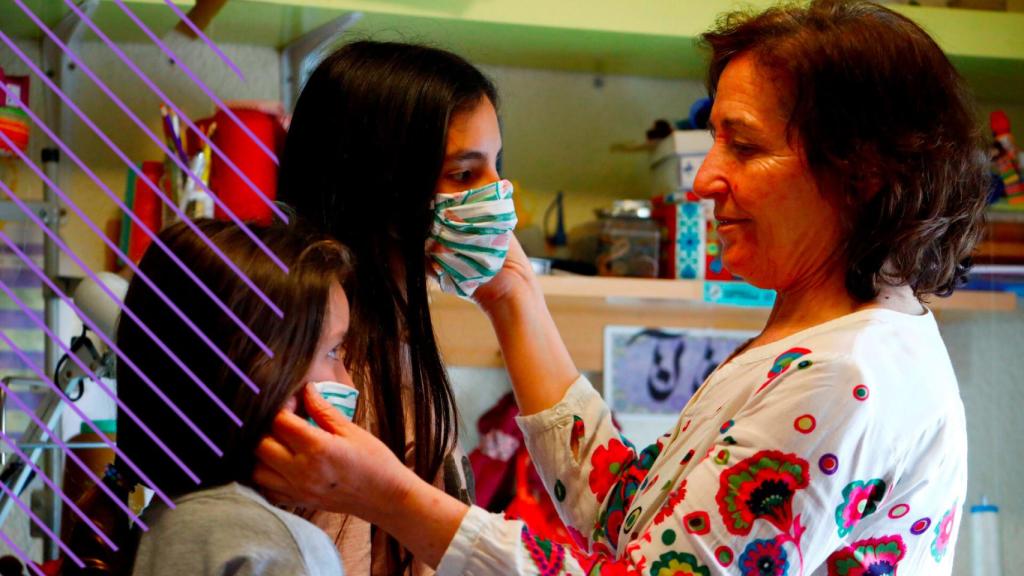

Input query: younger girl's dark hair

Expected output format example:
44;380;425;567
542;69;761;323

65;218;353;574
278;40;498;573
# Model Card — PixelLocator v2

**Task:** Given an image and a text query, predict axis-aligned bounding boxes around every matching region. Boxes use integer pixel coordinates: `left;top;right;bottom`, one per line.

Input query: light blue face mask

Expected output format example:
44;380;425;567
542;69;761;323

427;179;518;298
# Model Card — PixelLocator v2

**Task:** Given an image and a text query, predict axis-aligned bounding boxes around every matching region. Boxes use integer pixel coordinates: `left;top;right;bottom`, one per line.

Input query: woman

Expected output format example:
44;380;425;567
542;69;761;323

256;1;986;574
276;41;503;574
65;219;352;576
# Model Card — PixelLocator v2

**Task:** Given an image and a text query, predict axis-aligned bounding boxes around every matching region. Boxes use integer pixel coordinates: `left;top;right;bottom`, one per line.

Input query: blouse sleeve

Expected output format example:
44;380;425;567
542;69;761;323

439;356;916;575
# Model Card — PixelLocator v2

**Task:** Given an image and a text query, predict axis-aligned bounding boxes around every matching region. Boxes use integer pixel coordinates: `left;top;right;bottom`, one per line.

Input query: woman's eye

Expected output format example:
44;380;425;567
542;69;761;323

327;344;343;361
731;141;759;156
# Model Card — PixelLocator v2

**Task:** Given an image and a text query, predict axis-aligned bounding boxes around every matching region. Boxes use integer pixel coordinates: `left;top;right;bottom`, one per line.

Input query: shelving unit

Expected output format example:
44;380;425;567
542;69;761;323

3;0;1024;104
429;276;1019;370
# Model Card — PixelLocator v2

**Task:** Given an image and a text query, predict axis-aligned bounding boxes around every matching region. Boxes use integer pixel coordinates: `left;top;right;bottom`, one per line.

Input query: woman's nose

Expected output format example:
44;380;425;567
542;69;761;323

692;145;728;200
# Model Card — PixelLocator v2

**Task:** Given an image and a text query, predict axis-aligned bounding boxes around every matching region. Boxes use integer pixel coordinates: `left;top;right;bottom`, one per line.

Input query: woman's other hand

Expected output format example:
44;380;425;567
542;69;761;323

254;384;471;568
254;383;413;523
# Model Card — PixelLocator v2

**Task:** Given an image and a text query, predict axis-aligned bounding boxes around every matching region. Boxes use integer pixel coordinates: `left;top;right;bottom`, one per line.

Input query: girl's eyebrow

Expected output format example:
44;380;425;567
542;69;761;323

445;150;487;162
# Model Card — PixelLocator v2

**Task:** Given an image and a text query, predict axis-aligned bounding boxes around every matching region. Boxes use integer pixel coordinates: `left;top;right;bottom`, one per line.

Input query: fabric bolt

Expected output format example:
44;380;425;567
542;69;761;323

0;107;30;156
428;179;517;298
132;482;343;576
437;307;967;575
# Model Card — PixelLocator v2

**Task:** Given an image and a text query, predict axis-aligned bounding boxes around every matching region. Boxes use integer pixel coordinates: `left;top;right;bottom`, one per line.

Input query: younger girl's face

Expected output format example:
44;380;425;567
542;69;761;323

283;282;353;412
435;96;502;195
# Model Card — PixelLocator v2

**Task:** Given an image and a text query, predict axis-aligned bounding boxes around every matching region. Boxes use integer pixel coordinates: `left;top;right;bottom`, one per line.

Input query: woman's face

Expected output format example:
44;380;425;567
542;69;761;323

284;282;353;412
435;96;502;195
692;53;845;292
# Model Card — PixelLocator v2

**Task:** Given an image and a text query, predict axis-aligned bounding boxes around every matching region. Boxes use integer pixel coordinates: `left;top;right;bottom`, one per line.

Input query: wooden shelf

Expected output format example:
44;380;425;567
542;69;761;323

430;276;1018;369
3;0;1024;104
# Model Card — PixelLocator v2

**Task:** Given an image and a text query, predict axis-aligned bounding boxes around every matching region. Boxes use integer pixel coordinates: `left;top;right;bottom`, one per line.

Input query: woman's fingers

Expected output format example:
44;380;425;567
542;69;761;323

252;461;293;494
260;486;298;508
268;407;326;452
255;434;294;470
303;383;350;435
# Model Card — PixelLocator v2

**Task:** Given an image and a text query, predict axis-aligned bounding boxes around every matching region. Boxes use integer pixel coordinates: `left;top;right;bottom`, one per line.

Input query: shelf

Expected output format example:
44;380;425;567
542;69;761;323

3;0;1024;104
430;276;1019;369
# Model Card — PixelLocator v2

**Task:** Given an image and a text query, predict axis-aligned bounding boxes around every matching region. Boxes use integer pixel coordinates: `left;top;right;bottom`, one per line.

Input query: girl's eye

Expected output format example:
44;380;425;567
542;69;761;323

327;344;343;361
449;170;472;183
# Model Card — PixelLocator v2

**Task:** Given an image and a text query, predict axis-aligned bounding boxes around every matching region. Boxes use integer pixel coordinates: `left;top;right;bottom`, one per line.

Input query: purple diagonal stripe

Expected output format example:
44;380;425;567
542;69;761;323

0;188;229;459
0;429;119;552
0;268;181;506
0;529;47;576
0;442;85;567
0;129;261;402
0;35;290;301
0;113;270;394
64;0;290;226
112;0;280;167
161;0;245;81
0;350;45;368
0;84;277;360
0;243;44;257
0;310;44;329
8;2;290;277
0;353;150;533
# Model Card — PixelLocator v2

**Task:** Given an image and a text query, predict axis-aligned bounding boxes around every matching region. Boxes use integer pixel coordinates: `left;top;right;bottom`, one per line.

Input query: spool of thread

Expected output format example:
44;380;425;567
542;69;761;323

209;105;283;225
0;107;30;157
128;161;164;263
970;497;1003;576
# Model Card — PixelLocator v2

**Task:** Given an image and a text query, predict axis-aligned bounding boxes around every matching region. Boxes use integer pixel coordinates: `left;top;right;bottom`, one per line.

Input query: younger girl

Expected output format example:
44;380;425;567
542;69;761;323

65;219;352;576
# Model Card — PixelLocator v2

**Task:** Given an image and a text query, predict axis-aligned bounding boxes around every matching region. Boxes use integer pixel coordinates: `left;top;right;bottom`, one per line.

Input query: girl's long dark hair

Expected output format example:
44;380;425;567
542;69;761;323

64;219;353;574
278;40;497;573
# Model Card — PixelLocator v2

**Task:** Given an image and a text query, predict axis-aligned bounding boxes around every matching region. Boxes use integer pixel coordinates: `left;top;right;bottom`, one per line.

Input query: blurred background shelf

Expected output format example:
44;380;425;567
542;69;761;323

3;0;1024;104
430;276;1018;369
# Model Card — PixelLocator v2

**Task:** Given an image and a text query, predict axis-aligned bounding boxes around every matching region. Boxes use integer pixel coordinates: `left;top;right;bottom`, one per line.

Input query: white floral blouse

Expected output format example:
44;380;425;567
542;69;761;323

437;308;967;576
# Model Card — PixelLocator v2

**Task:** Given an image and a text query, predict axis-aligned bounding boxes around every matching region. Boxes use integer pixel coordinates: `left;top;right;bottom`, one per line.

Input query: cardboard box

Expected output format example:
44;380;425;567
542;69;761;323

650;130;713;198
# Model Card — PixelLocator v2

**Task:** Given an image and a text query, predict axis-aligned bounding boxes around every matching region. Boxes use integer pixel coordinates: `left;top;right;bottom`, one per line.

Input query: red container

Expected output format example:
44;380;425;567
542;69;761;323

209;107;284;225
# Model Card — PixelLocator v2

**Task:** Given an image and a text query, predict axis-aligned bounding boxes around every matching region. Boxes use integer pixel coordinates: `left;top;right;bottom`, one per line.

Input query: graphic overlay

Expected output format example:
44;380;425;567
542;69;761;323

0;1;286;567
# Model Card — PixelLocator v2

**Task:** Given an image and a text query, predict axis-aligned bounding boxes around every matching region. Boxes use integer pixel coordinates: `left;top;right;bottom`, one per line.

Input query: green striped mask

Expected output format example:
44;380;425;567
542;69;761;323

428;179;518;298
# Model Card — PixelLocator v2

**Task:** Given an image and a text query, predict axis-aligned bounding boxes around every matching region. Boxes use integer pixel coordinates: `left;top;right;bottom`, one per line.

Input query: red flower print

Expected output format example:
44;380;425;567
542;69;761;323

520;525;566;576
590;438;634;502
716;450;810;536
835;479;887;537
592;558;642;576
738;537;789;576
654;481;688;525
571;415;585;463
567;525;588;549
827;535;905;575
931;506;956;563
597;443;662;550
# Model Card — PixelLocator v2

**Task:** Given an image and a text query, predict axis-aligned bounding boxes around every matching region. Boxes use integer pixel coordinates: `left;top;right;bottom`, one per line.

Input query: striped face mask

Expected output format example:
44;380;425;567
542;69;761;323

428;179;518;298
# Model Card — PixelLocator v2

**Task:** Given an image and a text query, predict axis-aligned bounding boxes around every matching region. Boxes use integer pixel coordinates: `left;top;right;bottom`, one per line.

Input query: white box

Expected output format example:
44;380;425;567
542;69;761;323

649;130;714;197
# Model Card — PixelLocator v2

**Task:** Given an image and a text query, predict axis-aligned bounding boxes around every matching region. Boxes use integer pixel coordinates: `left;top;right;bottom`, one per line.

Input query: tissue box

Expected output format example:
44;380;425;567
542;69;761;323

653;193;706;279
653;194;735;281
650;130;714;197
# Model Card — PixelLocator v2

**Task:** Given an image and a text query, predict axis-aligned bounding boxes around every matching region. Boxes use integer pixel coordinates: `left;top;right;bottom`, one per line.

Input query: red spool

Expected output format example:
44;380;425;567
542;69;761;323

208;106;283;225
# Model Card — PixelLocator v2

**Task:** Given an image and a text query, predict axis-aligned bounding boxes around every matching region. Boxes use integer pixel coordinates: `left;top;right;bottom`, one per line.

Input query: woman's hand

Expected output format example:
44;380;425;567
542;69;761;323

254;383;414;524
472;233;539;313
254;384;471;568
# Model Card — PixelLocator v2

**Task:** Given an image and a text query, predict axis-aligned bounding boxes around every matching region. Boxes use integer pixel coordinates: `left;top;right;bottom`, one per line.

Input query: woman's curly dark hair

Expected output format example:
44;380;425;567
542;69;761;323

701;0;989;301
